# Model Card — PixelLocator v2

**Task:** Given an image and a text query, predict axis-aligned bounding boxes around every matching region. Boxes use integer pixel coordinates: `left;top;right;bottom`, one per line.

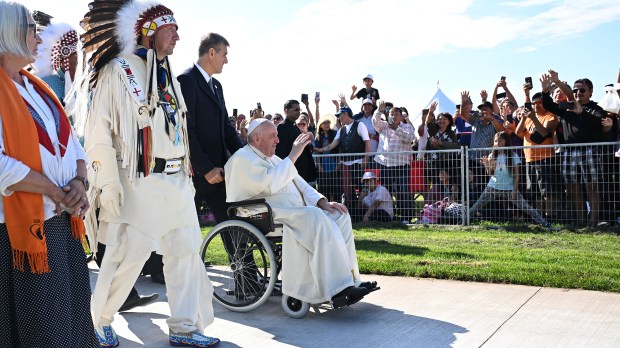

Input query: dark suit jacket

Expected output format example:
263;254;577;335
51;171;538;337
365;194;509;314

178;65;242;194
275;119;318;183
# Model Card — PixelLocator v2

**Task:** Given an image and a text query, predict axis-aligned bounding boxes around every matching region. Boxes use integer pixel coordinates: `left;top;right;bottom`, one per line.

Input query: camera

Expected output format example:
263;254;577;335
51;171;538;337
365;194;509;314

524;102;533;111
525;76;533;86
388;115;395;125
315;91;320;100
233;108;238;117
301;94;308;103
257;102;262;110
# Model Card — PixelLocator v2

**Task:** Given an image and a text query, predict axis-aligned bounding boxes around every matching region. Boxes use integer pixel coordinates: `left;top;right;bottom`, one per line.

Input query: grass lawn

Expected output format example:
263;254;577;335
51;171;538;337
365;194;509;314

354;222;620;292
201;223;620;293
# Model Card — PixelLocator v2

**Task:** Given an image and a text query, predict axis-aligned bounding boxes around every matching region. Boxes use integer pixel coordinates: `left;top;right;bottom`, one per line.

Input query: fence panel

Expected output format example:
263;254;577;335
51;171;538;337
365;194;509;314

312;141;620;227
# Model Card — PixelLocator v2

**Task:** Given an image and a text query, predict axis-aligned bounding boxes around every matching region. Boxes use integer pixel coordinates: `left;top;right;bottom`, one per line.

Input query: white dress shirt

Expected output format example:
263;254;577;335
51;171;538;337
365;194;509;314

0;76;86;222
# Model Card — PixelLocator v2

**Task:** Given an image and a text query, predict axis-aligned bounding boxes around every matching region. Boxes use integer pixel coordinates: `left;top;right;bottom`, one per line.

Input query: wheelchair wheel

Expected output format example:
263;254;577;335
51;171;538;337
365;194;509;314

281;294;310;319
200;220;277;312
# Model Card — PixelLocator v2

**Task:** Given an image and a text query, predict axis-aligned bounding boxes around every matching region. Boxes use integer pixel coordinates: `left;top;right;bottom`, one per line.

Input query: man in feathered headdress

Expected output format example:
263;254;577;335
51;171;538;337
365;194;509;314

33;22;79;105
79;1;219;346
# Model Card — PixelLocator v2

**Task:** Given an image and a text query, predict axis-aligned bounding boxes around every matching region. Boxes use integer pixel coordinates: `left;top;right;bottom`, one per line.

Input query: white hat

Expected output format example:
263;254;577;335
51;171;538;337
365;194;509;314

361;171;377;181
317;114;336;129
362;98;373;105
247;118;270;136
363;74;374;82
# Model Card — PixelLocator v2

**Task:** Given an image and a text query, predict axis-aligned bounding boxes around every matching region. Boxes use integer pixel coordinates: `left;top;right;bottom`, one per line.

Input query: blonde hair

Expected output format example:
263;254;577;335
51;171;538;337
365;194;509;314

0;1;33;59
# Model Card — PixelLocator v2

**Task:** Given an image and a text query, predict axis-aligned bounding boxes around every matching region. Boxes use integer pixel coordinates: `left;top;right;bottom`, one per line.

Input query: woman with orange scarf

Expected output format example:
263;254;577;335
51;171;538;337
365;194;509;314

0;2;98;346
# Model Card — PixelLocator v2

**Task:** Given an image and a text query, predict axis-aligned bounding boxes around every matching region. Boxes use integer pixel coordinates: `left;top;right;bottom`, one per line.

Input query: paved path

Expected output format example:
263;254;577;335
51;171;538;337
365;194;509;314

89;263;620;347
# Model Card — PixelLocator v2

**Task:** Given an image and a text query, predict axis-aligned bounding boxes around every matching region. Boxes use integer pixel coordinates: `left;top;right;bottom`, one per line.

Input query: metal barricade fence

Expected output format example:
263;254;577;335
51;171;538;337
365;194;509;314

313;141;620;227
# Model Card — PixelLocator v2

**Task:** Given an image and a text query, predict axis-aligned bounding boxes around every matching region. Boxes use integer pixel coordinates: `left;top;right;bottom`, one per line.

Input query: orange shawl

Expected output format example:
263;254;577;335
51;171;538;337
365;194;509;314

0;68;85;274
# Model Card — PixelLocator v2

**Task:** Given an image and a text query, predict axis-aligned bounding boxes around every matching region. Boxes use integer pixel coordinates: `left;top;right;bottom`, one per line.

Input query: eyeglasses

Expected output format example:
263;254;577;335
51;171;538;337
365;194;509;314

26;23;37;37
572;88;587;94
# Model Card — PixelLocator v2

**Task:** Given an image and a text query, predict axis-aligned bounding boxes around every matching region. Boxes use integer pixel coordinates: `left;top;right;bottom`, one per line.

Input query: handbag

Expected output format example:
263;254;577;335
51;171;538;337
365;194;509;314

420;198;450;224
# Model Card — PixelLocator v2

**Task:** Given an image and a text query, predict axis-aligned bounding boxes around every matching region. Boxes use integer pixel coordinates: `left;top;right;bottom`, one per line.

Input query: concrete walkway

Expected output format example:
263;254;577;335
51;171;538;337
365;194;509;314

89;263;620;347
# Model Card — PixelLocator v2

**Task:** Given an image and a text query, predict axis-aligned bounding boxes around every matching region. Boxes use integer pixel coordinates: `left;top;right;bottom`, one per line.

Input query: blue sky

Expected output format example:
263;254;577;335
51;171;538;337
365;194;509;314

25;0;620;123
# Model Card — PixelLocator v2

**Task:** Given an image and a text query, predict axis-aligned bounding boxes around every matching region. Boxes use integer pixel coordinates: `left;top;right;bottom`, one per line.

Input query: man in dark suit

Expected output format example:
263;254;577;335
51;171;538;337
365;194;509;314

275;100;318;186
177;33;243;223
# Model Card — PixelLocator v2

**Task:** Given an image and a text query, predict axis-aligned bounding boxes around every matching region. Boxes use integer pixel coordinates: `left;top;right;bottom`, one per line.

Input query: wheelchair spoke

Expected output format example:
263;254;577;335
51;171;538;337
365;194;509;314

201;223;277;311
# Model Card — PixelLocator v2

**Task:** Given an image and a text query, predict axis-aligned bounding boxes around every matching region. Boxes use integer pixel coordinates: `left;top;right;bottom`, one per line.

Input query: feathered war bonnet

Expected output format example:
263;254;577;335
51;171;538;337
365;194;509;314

33;23;79;77
79;0;177;88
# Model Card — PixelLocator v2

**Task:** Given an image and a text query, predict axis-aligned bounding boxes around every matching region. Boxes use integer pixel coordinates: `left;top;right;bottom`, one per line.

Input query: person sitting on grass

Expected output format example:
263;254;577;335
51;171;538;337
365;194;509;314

424;167;457;206
469;132;550;226
359;172;394;223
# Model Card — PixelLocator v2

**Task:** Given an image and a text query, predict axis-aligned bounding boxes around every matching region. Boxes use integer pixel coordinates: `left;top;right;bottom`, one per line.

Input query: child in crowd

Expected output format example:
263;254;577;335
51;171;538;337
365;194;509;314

359;172;394;222
469;132;550;226
425;168;457;205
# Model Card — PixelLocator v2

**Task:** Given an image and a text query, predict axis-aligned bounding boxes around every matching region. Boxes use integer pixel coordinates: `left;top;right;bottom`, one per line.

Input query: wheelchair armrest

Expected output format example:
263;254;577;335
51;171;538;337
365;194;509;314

227;199;277;234
228;198;267;208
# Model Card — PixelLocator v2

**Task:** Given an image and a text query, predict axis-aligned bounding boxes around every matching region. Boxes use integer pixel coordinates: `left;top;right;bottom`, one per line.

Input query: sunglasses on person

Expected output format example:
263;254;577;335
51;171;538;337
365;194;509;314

297;123;307;127
274;117;283;121
532;100;542;105
572;88;587;94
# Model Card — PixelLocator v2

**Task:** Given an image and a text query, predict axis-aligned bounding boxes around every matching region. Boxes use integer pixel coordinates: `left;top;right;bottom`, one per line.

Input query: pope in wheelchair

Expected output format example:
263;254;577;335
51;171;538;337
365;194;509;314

222;119;378;310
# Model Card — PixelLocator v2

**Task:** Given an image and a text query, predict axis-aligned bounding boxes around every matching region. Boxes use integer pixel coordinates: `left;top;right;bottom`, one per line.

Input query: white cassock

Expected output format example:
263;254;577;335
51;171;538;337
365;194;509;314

225;144;363;304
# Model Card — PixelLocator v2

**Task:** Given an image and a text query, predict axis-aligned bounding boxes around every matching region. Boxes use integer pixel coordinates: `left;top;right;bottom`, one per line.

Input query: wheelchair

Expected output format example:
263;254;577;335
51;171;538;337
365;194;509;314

199;199;312;318
200;199;373;318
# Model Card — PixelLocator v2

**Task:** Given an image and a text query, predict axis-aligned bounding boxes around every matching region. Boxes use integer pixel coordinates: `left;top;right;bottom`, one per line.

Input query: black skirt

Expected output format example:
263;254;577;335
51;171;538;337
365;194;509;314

0;213;99;347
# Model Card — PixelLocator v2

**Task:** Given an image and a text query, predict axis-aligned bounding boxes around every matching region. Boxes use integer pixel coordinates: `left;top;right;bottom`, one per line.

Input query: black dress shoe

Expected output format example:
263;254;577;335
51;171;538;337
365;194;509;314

359;281;378;291
119;293;159;312
331;286;369;306
151;273;166;284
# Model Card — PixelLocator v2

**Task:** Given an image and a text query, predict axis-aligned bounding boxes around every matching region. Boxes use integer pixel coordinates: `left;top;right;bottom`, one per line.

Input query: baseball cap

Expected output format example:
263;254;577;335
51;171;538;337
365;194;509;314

477;101;494;110
362;98;373;105
363;74;374;82
335;106;353;118
361;171;377;181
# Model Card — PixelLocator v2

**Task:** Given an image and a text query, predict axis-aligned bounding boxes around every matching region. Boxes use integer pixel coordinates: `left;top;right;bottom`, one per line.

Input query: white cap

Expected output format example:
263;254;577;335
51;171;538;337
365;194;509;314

363;74;374;81
361;171;377;181
247;118;270;136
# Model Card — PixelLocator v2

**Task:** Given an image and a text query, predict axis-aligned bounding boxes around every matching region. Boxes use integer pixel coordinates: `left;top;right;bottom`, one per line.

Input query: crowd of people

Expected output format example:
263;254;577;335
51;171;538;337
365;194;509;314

231;72;620;227
1;0;619;346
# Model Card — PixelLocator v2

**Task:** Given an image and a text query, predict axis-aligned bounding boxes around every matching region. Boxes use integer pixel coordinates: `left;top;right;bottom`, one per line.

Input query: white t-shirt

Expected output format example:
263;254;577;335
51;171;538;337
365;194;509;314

363;185;394;217
487;152;521;191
